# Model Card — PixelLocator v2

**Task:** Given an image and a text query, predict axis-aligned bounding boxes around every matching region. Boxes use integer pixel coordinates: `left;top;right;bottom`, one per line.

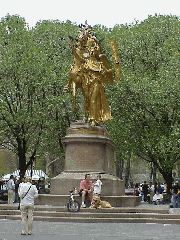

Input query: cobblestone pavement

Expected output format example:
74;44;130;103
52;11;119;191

0;219;180;240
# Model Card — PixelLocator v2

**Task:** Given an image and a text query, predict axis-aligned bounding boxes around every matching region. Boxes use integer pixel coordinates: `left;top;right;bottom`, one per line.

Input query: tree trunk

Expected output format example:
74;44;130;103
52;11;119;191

160;170;173;194
177;160;180;178
125;154;131;188
18;151;26;179
116;158;124;180
150;162;157;184
152;159;173;193
152;164;157;184
17;138;26;180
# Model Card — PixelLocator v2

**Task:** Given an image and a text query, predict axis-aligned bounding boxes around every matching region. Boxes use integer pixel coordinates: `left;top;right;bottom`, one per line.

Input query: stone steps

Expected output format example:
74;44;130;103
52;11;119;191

2;210;180;220
35;194;141;207
1;204;179;224
0;204;168;213
1;215;180;224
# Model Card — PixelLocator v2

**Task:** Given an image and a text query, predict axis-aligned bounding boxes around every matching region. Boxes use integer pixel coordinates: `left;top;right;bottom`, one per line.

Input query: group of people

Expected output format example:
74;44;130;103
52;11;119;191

134;180;180;207
134;181;165;205
7;175;38;235
6;173;180;235
6;173;104;235
79;173;102;208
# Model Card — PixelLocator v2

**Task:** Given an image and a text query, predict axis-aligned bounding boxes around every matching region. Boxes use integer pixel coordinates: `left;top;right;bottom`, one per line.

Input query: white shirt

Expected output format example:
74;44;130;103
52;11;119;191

18;182;25;196
18;182;38;206
7;179;15;190
93;179;102;194
153;193;163;202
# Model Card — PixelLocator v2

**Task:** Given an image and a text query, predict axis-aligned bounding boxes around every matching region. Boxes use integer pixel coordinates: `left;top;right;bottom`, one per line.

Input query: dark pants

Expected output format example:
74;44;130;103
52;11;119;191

173;194;180;208
14;192;19;203
144;193;148;202
153;200;162;205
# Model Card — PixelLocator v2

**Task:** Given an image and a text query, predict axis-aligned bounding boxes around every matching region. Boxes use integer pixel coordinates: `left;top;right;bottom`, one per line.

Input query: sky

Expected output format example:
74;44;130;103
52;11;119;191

0;0;180;29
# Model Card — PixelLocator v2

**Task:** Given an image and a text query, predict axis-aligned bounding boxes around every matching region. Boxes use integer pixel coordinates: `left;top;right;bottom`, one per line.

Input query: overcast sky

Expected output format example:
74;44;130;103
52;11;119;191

1;0;179;28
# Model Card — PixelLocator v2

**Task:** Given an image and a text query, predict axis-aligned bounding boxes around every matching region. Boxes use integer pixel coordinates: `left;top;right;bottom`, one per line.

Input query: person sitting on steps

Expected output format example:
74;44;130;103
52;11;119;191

79;174;93;208
153;190;163;205
93;174;102;198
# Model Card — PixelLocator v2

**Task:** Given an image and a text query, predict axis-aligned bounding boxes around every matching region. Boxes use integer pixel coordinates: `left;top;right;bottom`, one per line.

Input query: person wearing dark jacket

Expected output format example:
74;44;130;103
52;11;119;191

172;181;180;208
14;179;19;203
142;181;149;202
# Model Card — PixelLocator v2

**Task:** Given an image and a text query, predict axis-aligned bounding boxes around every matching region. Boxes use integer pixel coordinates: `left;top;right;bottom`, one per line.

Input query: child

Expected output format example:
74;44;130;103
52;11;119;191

93;174;102;197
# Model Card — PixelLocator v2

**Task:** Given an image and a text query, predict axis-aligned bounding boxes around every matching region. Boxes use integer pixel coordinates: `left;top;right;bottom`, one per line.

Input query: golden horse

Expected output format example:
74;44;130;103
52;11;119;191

64;28;121;124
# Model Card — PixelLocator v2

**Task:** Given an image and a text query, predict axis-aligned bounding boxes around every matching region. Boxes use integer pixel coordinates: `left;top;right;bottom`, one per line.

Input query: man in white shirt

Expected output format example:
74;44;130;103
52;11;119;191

153;190;163;205
7;175;15;204
18;177;38;235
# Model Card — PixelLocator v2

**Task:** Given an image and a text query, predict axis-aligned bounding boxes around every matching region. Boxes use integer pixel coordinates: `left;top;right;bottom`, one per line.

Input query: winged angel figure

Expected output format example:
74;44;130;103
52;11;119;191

64;23;121;125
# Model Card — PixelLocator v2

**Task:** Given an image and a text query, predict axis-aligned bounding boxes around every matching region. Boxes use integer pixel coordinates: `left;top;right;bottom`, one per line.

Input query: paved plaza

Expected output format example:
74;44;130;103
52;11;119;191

0;219;180;240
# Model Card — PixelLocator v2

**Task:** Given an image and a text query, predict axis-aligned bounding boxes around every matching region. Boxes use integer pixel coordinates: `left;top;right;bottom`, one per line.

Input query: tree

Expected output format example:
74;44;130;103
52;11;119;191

108;15;180;192
31;19;80;174
0;15;79;179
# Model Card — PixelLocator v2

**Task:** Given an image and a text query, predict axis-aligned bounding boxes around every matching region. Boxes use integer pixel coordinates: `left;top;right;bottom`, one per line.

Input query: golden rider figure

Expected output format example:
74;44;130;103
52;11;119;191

63;23;121;125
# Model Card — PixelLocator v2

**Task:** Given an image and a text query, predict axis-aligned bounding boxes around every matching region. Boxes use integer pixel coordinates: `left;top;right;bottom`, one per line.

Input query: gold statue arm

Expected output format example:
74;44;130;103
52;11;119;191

99;54;117;74
100;61;120;75
109;38;121;82
72;81;78;112
104;62;120;73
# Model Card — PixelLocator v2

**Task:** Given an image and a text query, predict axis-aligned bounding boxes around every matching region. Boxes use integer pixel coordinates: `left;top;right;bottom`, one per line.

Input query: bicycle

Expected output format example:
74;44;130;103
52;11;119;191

67;187;80;212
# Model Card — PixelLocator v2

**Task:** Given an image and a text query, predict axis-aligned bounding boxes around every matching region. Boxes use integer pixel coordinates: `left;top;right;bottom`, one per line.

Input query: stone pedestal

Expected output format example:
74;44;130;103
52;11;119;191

50;121;124;196
63;121;116;174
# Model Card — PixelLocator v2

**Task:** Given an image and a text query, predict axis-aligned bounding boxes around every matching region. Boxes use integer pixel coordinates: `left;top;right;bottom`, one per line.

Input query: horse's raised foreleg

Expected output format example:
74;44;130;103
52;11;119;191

72;81;78;112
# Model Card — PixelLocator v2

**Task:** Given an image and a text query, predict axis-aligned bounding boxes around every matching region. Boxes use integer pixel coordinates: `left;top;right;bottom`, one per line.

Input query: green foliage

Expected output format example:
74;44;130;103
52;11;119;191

31;19;80;156
0;15;79;177
0;150;18;177
107;15;180;189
